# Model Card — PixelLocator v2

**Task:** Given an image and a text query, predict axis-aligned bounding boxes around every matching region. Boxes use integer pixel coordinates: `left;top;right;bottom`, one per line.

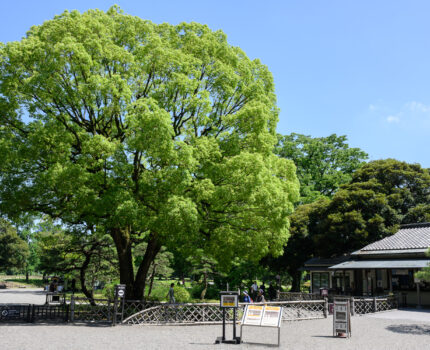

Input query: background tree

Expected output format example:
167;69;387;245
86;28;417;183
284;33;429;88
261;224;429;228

274;159;429;290
0;219;29;273
0;7;299;298
134;243;173;298
187;249;218;300
36;219;117;302
276;133;368;204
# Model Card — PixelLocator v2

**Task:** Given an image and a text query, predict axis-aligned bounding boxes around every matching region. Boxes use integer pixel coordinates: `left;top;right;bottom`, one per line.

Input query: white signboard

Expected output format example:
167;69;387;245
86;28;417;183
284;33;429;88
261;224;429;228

333;299;351;338
260;306;282;327
240;305;283;347
242;305;264;325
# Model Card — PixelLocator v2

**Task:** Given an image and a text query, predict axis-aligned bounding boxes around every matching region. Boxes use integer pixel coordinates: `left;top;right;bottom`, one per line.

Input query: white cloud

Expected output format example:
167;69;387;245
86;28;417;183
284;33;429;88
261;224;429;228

405;101;430;113
386;115;400;123
369;104;377;111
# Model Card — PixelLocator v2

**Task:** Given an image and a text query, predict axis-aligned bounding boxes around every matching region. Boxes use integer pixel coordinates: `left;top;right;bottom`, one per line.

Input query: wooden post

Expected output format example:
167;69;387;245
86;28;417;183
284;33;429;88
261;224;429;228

373;297;377;313
350;297;355;316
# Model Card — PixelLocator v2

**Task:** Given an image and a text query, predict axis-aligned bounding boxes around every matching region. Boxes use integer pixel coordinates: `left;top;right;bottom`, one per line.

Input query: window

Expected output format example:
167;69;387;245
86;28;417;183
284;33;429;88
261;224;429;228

312;272;329;293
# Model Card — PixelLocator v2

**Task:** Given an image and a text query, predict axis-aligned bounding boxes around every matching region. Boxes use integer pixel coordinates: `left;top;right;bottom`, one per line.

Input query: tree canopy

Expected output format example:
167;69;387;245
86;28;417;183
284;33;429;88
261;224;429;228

0;7;299;297
276;133;368;204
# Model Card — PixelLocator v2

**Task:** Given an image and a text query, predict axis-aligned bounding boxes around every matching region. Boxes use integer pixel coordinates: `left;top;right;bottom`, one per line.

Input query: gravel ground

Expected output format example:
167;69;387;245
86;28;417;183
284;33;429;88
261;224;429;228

1;289;429;350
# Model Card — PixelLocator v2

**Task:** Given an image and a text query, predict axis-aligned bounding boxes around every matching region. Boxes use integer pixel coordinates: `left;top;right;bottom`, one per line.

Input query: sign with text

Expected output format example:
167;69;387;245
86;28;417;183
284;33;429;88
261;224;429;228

242;305;264;325
219;291;239;308
260;306;282;327
240;305;283;347
333;299;351;338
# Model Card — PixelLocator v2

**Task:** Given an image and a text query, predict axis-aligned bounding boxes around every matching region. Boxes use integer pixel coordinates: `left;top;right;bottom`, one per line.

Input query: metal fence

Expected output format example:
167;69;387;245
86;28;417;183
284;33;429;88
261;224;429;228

122;300;328;325
0;293;397;326
0;303;69;323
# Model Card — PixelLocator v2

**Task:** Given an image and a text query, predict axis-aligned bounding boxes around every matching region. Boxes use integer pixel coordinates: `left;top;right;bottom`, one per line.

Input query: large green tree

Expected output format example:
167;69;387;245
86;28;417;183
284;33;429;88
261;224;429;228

0;7;299;298
276;133;368;204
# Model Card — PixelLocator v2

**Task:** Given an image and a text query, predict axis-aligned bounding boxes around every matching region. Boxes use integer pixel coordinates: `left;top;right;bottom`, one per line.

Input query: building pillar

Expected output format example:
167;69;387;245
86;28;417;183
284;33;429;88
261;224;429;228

416;274;422;309
388;269;393;293
342;270;346;294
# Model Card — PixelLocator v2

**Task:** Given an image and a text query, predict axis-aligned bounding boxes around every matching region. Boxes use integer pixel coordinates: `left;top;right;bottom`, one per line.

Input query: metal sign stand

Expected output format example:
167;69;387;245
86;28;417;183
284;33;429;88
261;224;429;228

113;284;126;326
215;291;240;344
333;298;351;338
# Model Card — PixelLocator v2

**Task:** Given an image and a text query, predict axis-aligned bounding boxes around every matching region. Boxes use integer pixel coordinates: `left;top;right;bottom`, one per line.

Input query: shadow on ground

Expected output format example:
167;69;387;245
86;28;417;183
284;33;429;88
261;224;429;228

386;324;430;335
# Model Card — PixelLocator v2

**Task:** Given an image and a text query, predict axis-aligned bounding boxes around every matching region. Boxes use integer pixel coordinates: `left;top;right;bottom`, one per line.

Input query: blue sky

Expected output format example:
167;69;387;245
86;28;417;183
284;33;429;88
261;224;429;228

1;1;429;167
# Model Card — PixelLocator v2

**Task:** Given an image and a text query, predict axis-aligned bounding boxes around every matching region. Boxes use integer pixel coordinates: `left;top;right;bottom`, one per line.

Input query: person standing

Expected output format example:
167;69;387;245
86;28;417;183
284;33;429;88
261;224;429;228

255;289;266;303
251;281;258;300
267;282;276;301
168;283;175;303
243;291;252;303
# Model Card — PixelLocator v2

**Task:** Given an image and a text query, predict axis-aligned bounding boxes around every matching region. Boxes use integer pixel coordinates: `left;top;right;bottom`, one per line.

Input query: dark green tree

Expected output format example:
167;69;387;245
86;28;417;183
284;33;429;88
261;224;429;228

36;219;117;302
0;219;29;273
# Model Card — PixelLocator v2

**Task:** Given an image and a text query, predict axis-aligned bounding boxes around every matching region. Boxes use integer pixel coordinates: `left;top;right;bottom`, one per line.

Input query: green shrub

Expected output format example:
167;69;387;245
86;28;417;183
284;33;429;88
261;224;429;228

102;281;119;300
190;284;219;300
173;286;190;303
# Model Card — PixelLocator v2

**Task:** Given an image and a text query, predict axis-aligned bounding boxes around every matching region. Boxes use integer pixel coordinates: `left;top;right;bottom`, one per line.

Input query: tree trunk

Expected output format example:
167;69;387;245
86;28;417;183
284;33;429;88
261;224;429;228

133;233;161;299
80;252;95;305
290;270;301;292
147;264;157;298
111;227;135;298
25;267;29;283
200;272;208;300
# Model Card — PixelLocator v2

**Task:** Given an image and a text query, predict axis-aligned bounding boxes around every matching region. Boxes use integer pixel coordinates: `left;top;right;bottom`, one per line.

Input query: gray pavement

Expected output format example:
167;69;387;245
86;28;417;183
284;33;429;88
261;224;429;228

1;289;429;349
0;288;46;304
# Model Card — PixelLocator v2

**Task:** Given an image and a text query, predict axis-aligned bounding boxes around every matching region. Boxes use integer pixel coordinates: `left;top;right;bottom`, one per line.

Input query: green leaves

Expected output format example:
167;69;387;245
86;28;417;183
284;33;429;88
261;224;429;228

0;219;29;272
276;133;368;204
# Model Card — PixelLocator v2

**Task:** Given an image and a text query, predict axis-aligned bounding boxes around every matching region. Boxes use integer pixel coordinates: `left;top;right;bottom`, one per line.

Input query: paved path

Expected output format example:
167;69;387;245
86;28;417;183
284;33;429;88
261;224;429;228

0;288;46;304
1;290;429;349
0;310;429;350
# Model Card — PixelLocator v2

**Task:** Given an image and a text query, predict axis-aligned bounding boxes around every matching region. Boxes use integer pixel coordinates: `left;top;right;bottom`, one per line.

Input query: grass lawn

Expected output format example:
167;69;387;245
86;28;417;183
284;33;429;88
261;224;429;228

0;275;44;288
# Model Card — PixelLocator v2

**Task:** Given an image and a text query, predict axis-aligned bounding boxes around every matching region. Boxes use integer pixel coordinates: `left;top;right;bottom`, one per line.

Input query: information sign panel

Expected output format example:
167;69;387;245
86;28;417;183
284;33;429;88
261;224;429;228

240;305;283;347
220;294;238;308
261;306;282;327
333;299;351;338
242;305;264;325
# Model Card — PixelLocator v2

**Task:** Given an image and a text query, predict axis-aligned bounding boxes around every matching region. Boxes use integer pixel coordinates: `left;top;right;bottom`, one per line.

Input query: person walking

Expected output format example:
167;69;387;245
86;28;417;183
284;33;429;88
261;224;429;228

167;283;175;303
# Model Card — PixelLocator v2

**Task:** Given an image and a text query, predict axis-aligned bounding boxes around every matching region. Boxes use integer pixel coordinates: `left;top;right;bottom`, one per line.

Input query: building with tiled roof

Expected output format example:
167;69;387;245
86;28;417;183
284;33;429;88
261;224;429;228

303;223;430;306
